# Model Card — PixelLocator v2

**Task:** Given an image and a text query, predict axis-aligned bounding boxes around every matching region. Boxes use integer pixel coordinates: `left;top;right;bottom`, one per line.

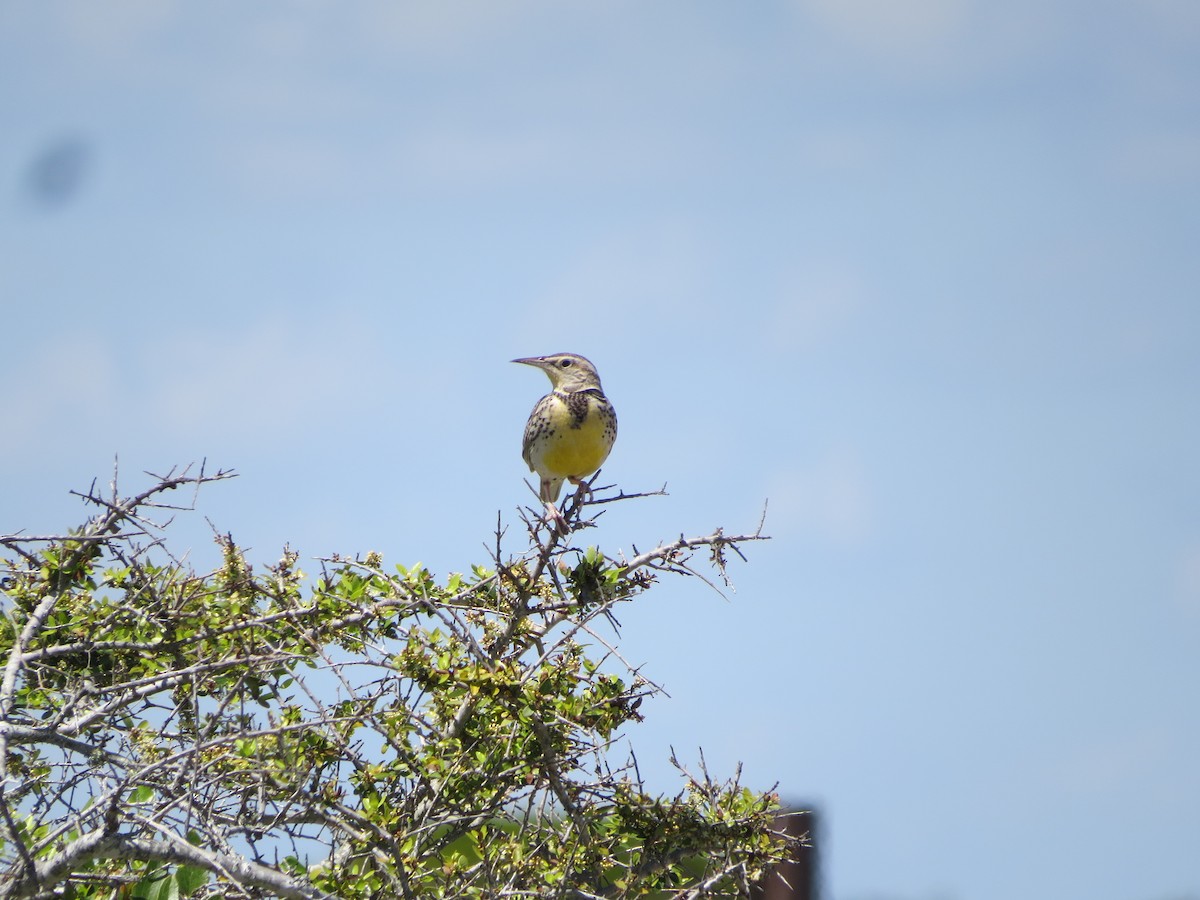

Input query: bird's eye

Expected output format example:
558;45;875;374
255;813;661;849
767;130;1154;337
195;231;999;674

559;359;573;368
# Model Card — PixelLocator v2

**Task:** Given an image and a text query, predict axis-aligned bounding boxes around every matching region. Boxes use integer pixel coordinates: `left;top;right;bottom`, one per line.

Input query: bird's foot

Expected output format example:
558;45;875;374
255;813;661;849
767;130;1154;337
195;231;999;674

544;502;569;535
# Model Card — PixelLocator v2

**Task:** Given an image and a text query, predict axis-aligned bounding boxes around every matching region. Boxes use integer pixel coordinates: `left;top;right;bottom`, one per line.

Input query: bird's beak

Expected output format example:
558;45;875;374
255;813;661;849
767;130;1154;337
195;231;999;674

512;357;543;367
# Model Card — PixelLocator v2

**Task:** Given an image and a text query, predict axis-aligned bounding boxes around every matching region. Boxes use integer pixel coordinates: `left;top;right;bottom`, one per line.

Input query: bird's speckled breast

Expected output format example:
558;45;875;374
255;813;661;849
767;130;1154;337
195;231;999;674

533;390;616;479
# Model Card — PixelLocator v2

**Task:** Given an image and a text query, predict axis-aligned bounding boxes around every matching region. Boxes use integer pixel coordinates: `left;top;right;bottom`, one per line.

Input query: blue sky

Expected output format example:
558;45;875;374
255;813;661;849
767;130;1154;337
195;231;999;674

3;3;1199;899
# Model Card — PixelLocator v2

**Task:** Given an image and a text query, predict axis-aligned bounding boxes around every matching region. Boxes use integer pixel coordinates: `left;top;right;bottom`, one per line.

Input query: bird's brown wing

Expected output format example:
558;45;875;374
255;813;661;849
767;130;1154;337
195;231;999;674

521;393;555;472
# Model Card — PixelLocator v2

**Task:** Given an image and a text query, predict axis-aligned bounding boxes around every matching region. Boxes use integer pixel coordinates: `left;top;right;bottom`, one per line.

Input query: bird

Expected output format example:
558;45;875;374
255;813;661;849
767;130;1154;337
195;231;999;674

513;353;618;529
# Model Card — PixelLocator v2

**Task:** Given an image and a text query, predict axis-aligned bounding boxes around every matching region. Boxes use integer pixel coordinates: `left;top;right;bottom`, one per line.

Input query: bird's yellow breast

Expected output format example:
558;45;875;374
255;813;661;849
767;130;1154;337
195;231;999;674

530;395;614;479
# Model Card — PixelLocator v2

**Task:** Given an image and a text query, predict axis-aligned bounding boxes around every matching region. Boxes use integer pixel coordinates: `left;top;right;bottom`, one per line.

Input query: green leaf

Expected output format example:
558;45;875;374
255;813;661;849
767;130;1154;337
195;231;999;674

174;864;209;895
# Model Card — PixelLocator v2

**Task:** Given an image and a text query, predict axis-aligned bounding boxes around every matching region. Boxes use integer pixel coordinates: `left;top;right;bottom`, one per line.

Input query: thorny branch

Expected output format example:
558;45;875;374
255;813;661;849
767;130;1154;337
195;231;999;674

0;466;793;899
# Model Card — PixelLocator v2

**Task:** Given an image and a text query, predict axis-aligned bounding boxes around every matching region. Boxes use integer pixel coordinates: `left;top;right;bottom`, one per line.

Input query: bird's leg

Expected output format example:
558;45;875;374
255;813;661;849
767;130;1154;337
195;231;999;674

539;477;571;533
567;475;594;503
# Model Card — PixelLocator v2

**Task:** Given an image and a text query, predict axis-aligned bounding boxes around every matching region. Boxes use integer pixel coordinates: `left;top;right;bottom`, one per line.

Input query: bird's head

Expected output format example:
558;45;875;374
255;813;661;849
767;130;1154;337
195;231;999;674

512;353;604;393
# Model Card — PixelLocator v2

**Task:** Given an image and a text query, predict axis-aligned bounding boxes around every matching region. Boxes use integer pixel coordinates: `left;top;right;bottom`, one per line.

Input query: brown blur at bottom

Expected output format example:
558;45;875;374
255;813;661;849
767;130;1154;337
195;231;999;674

753;808;818;900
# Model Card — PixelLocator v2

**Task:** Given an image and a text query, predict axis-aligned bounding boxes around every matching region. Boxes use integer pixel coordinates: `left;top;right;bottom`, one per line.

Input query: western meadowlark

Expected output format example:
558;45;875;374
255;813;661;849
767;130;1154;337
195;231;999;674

514;353;617;528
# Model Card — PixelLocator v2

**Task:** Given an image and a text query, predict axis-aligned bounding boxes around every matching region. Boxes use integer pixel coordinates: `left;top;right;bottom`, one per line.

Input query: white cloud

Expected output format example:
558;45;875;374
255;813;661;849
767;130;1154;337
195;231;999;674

212;133;362;201
0;314;400;469
55;0;180;57
140;314;396;445
799;0;971;59
787;0;1093;85
348;1;548;63
398;128;579;192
